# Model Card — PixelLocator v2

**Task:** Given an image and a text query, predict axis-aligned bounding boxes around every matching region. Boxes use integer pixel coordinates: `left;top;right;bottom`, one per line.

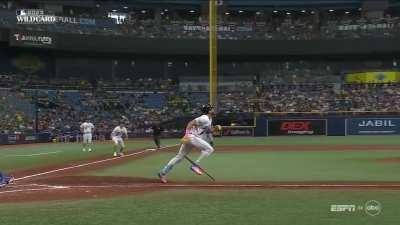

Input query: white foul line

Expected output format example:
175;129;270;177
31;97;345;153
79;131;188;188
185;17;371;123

2;151;62;158
5;183;400;191
0;186;68;194
15;144;178;182
61;183;400;189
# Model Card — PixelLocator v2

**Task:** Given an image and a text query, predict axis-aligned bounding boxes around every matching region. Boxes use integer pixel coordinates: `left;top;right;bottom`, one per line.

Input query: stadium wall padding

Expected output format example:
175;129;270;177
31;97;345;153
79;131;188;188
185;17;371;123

254;116;400;136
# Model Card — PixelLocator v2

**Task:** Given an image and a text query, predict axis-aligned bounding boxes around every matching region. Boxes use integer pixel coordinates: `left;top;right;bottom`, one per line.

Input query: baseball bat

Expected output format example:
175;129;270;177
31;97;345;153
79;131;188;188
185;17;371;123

184;155;215;181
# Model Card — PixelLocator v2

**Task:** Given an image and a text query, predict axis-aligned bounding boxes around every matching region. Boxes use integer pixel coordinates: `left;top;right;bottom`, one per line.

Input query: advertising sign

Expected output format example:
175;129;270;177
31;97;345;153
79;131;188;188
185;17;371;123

9;30;55;48
268;119;326;136
347;118;400;135
220;127;254;136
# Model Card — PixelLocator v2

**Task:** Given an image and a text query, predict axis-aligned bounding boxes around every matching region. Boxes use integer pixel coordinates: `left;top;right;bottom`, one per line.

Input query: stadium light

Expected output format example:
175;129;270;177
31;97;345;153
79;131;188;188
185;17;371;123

141;10;146;13
329;9;334;12
345;11;350;14
286;12;291;15
164;9;168;12
160;12;164;15
273;10;278;13
189;10;196;13
239;10;244;13
112;9;117;12
225;12;230;15
301;10;306;13
123;6;128;9
358;8;362;11
311;11;315;14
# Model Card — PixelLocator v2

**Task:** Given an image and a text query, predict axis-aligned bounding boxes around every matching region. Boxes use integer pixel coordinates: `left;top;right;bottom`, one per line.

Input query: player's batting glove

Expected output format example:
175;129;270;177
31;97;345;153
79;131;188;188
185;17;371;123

181;136;189;144
181;129;192;144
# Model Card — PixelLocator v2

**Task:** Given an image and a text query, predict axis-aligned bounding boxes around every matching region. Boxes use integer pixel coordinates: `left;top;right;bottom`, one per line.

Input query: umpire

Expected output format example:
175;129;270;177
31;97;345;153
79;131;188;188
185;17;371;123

152;123;163;149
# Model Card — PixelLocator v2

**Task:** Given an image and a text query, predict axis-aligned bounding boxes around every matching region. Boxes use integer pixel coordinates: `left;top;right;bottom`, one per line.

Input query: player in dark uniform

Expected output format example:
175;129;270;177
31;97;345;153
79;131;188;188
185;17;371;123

152;123;163;149
0;171;14;188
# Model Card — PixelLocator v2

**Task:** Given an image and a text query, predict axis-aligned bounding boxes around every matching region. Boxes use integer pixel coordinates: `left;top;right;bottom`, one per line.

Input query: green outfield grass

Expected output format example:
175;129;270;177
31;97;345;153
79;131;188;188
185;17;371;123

0;189;395;225
85;150;400;183
0;139;179;173
1;136;400;225
1;136;399;174
214;135;400;145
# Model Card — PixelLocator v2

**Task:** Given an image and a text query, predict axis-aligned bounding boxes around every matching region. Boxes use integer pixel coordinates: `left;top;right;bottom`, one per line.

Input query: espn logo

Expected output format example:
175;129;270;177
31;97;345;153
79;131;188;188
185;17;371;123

330;205;356;212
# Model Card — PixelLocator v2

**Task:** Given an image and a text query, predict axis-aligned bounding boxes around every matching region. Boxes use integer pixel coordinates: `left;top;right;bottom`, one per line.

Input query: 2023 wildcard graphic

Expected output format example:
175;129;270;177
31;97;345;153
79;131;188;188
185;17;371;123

268;120;326;136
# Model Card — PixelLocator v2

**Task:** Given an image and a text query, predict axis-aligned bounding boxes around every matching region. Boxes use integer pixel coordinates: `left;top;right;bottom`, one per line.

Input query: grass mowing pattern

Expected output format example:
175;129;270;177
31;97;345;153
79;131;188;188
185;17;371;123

0;139;179;173
0;189;396;225
86;150;400;182
2;136;399;173
214;135;400;145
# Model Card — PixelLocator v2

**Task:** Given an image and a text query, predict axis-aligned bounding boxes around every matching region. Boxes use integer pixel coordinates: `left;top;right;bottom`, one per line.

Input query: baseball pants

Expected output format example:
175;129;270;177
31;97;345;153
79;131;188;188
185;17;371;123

160;135;214;176
83;133;93;144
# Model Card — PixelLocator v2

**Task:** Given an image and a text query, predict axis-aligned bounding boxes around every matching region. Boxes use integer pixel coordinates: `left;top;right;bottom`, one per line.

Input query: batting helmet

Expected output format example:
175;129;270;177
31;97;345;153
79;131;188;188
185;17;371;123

201;104;214;114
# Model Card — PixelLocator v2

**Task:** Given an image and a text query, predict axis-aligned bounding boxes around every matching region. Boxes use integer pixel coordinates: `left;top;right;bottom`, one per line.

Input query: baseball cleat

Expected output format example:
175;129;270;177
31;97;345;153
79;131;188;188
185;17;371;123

82;148;86;152
119;152;124;157
158;172;167;183
88;149;92;152
190;165;204;175
113;152;118;157
7;176;14;184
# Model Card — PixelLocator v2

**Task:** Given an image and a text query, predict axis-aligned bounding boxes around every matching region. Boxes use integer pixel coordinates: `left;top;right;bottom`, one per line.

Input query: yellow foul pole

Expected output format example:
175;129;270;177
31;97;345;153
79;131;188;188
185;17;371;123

209;0;218;107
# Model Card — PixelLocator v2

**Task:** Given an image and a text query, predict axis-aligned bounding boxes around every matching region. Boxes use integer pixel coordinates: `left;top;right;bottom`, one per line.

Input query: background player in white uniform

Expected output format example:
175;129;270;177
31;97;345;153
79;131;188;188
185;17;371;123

111;122;128;157
80;120;95;152
158;104;215;183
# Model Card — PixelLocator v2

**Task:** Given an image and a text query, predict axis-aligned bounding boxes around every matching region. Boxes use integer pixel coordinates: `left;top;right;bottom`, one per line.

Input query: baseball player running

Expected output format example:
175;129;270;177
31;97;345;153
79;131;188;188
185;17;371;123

111;122;128;157
80;119;95;152
158;104;216;183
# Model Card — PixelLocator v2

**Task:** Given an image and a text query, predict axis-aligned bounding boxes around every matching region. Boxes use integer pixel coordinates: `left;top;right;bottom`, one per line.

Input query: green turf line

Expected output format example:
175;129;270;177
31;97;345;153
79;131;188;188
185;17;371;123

85;150;400;183
0;139;179;173
0;189;396;225
1;136;400;174
214;136;400;145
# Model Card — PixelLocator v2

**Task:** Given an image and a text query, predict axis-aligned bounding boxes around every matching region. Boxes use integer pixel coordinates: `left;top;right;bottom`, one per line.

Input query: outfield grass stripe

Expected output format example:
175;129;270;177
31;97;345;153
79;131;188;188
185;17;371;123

17;183;400;189
15;144;179;181
2;151;62;158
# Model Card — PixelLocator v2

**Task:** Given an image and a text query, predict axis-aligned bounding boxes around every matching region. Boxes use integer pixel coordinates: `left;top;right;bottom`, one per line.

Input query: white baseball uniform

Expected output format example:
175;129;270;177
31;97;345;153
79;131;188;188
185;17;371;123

80;122;94;144
185;114;214;154
159;114;215;177
111;126;128;148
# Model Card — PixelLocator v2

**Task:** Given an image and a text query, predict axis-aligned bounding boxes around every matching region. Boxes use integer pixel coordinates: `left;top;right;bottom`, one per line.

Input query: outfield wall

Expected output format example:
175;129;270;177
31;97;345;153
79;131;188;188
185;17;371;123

254;116;400;136
0;132;52;145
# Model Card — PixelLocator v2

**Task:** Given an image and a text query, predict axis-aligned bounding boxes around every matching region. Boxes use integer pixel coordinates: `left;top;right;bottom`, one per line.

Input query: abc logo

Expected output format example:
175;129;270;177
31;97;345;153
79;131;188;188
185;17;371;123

365;200;382;216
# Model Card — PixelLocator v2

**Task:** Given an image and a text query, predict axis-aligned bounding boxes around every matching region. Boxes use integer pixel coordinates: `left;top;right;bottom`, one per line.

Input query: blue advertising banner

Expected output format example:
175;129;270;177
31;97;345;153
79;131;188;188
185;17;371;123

347;118;400;135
